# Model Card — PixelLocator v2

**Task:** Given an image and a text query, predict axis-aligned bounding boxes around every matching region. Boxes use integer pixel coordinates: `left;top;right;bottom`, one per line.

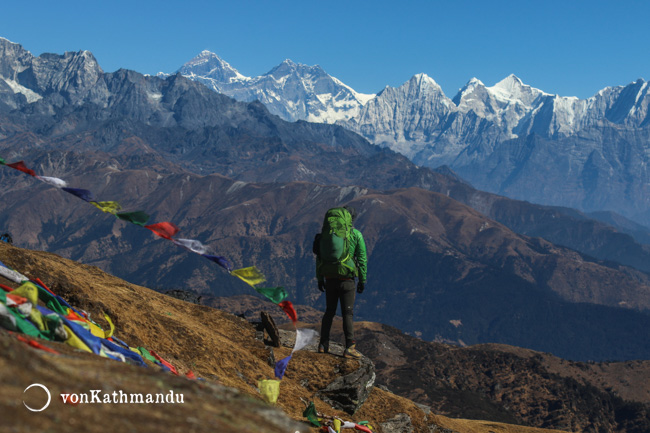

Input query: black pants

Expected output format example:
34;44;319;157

320;278;356;349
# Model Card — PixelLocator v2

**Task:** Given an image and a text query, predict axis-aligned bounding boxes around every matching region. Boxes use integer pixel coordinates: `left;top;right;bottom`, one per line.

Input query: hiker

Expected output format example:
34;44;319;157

314;205;367;359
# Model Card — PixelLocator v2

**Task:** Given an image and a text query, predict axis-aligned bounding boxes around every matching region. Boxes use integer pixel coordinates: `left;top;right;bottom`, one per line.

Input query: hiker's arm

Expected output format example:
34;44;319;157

354;230;367;283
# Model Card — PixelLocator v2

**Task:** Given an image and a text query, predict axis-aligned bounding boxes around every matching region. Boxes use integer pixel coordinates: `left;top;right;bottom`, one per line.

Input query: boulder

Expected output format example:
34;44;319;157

315;355;375;415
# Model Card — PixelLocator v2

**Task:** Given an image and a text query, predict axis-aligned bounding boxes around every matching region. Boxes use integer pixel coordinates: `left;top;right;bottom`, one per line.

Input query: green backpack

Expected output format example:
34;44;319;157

316;207;357;278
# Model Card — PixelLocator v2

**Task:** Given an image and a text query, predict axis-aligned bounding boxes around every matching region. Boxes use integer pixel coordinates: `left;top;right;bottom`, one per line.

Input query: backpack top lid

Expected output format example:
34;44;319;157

322;207;353;238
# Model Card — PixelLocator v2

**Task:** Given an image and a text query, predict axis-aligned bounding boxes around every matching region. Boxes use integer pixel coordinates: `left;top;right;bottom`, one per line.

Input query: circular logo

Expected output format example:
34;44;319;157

23;383;51;412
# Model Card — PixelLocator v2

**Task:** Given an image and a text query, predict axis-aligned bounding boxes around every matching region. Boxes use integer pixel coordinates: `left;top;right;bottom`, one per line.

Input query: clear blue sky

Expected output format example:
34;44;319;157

1;0;648;99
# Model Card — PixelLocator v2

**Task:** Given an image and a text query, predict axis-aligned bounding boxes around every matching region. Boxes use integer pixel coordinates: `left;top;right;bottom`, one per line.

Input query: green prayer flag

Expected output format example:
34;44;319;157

137;347;159;363
302;401;321;427
91;201;123;214
116;211;150;226
254;286;288;304
0;292;44;338
0;157;5;165
231;266;266;287
34;285;68;315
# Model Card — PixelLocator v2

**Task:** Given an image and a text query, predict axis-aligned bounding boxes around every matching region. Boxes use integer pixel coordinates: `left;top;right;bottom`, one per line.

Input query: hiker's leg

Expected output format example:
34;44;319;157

340;280;356;348
320;279;340;347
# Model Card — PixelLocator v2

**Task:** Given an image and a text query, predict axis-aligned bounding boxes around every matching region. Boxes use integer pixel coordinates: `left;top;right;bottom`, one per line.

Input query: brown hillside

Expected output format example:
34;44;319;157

0;242;566;433
213;294;650;433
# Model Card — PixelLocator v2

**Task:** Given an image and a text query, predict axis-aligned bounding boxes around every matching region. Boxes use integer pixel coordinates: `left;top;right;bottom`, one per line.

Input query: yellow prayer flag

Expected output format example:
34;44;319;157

103;312;115;338
88;322;105;338
258;379;280;404
12;282;47;331
12;282;39;305
231;266;266;287
91;201;123;214
333;419;342;433
63;325;93;353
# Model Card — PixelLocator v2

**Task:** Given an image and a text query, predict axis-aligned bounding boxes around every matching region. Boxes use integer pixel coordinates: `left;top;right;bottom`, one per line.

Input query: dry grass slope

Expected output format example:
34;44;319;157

0;243;566;433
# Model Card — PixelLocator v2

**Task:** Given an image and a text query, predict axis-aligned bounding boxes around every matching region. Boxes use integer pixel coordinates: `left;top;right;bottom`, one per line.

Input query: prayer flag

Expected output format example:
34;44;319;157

333;419;342;433
0;302;17;331
258;380;280;404
0;157;4;164
16;334;60;354
116;211;150;226
172;238;208;254
103;312;115;338
0;265;28;283
231;266;266;287
293;328;318;352
354;424;373;433
137;347;159;363
63;324;93;353
278;300;297;324
91;201;122;214
36;176;67;188
254;286;288;304
202;254;232;272
274;355;292;379
6;161;36;176
62;187;95;202
302;401;321;427
145;222;180;240
150;350;179;375
101;339;146;367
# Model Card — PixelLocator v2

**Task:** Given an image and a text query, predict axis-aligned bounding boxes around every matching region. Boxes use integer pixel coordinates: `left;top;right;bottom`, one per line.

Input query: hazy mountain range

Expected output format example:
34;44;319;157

175;51;650;226
2;37;650;361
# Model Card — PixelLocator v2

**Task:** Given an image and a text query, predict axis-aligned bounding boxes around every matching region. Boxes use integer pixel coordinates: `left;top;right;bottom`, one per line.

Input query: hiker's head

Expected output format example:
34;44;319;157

343;205;357;222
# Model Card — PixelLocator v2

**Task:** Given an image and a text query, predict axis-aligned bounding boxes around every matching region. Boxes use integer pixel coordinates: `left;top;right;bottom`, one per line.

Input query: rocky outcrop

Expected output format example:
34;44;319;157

316;355;376;415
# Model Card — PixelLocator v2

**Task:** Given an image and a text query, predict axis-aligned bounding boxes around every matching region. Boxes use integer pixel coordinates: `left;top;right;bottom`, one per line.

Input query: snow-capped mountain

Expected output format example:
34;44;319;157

174;49;650;223
176;51;374;123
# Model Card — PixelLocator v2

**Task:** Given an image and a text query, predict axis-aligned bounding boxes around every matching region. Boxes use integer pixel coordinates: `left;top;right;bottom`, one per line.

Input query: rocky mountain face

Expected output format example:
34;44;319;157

173;48;650;226
347;75;650;226
2;38;650;362
174;50;373;123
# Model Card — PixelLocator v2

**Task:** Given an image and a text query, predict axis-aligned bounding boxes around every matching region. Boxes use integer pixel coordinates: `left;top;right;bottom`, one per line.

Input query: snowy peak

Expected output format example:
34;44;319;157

453;77;488;107
265;58;327;80
178;50;246;82
177;53;374;123
489;74;546;107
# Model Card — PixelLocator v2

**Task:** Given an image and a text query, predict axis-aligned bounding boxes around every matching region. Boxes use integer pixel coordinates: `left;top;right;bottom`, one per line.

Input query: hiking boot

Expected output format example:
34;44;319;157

318;344;329;354
344;344;362;359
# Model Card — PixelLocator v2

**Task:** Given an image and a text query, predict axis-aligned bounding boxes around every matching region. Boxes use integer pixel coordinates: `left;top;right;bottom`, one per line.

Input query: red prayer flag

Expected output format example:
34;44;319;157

186;370;196;379
16;335;60;354
6;161;36;176
144;222;180;240
278;300;298;324
150;350;179;375
34;278;57;297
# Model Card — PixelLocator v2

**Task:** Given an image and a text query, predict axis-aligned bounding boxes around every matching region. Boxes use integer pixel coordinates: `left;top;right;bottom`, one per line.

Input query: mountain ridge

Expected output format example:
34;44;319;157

172;48;650;226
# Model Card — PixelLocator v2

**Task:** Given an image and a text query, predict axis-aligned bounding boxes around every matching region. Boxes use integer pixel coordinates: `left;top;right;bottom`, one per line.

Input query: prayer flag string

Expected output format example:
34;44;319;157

1;156;315;391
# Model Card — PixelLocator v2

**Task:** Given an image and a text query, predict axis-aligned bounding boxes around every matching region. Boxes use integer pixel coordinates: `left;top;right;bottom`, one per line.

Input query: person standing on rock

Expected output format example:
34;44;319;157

314;205;367;359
